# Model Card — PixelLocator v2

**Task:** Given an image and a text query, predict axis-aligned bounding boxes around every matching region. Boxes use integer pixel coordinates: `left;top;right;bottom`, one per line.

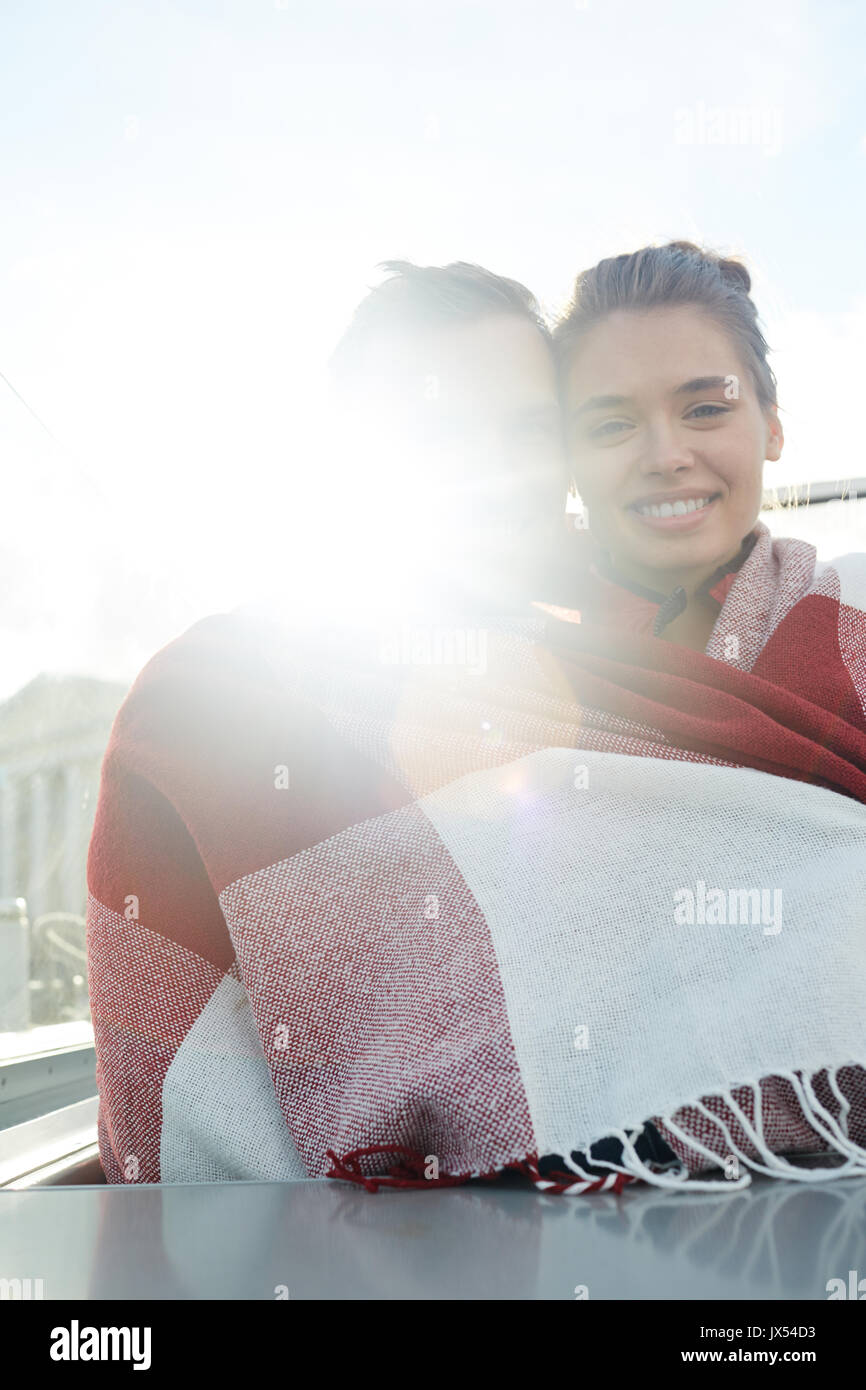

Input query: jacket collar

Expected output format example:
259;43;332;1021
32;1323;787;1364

588;530;760;637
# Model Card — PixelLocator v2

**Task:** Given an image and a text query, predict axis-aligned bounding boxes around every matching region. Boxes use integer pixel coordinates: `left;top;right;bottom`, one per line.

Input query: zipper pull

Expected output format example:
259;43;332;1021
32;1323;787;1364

652;585;687;636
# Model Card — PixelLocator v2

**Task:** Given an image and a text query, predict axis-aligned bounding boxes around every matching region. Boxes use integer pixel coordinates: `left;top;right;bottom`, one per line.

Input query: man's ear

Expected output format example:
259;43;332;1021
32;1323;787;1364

766;405;784;462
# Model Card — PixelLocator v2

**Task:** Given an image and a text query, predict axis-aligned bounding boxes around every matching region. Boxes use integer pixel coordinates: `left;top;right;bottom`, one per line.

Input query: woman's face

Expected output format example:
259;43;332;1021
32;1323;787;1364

563;305;784;594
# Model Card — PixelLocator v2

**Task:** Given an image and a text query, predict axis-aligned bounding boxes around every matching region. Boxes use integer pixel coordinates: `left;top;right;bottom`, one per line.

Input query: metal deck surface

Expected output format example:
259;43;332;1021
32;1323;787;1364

2;1171;864;1299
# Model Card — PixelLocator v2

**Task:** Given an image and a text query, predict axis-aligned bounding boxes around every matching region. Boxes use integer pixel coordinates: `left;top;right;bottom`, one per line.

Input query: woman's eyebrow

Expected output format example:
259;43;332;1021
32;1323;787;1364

571;377;732;418
674;375;729;394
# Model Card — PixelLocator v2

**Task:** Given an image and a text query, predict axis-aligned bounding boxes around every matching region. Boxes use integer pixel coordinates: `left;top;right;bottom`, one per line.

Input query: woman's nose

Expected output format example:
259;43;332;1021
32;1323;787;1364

638;422;694;476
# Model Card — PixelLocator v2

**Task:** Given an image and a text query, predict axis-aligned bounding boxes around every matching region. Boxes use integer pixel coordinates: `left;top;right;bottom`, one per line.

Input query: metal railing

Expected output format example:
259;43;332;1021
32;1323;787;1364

0;899;89;1034
761;477;866;508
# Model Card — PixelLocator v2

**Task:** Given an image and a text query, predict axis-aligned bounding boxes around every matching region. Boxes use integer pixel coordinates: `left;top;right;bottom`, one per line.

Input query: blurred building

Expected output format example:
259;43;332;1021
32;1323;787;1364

0;673;128;1031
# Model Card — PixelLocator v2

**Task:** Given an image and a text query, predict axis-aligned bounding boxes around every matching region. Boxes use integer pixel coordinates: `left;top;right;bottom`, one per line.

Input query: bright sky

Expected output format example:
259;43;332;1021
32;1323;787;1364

1;0;865;699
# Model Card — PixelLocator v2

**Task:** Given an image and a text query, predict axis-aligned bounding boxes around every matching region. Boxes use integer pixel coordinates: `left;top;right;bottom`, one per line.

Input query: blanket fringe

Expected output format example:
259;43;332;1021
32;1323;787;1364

325;1067;866;1196
324;1145;481;1191
640;1065;866;1192
324;1145;634;1195
518;1155;634;1195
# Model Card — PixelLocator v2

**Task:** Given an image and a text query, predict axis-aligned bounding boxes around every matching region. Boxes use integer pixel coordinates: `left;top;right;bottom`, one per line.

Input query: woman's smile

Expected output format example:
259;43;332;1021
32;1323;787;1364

624;489;723;532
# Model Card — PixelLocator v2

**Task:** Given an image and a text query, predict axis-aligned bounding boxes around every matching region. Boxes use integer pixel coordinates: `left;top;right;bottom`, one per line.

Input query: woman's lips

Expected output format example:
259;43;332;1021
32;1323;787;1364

626;494;721;532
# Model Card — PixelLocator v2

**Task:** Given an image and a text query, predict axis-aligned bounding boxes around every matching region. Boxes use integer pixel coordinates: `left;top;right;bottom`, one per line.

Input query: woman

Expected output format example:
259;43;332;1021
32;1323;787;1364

529;241;866;1189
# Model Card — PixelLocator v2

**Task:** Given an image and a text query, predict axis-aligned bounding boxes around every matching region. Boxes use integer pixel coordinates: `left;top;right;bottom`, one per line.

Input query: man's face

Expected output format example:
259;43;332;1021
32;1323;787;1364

337;314;566;598
562;305;783;594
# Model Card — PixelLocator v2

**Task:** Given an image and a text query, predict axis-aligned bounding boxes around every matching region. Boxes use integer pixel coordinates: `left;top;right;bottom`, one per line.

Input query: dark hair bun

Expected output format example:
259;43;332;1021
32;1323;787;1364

664;240;752;294
716;256;751;294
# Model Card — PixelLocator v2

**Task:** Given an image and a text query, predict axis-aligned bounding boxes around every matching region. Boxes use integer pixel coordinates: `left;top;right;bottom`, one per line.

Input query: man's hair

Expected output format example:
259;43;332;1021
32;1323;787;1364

329;259;549;387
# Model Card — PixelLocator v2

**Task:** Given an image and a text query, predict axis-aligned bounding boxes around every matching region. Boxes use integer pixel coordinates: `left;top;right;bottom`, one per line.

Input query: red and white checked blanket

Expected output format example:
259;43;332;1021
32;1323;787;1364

86;522;866;1194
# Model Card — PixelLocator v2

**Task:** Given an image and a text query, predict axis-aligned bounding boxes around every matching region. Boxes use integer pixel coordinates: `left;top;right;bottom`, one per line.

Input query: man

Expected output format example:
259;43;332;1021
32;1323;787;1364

286;259;571;623
85;260;578;1185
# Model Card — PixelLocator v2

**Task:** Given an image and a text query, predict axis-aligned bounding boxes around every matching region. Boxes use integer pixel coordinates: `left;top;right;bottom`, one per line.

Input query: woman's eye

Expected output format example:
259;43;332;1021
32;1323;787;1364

687;403;728;419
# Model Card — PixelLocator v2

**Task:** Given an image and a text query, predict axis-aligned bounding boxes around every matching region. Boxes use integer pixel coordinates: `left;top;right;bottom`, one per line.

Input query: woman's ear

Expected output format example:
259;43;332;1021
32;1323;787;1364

766;405;784;462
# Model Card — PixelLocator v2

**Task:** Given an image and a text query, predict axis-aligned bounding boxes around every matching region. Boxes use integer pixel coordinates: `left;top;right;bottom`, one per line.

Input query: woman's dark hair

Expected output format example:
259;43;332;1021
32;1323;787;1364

330;259;549;386
553;241;777;409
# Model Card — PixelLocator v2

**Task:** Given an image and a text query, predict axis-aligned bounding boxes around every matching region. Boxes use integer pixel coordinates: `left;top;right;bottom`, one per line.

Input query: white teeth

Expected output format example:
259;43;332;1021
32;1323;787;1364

637;495;712;518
